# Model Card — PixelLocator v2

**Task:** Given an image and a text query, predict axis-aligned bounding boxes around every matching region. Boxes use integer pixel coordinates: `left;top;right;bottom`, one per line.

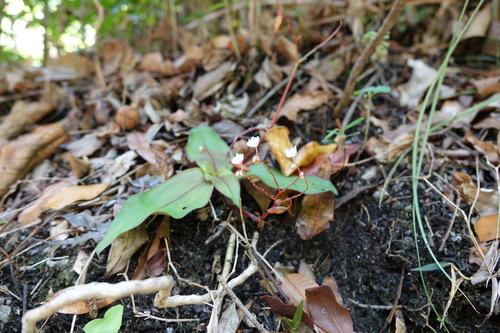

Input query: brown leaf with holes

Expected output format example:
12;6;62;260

0;124;69;199
306;285;354;333
452;171;499;216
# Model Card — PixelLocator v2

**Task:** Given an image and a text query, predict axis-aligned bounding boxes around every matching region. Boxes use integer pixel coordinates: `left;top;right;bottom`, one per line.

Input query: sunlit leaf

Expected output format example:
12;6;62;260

186;126;233;173
96;168;214;254
210;167;240;205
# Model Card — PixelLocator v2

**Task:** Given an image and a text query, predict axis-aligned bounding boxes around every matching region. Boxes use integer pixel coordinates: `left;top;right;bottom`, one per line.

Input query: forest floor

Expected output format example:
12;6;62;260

1;1;500;332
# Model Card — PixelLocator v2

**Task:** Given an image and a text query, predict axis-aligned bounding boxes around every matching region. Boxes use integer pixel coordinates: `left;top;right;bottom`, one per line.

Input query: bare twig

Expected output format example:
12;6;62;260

333;0;407;117
22;276;175;333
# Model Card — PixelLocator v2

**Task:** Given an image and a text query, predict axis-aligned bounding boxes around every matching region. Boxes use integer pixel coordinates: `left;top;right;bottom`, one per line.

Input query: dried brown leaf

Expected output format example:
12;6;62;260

273;35;298;61
475;214;500;242
47;184;108;210
105;224;149;277
193;62;233;100
282;273;319;307
0;124;69;199
0;100;56;140
279;91;329;123
260;296;315;329
305;285;354;333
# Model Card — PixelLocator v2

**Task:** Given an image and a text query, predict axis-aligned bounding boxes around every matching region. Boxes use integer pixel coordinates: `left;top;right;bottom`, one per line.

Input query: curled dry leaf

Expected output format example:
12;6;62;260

282;273;319;307
138;49;201;76
47;184;108;210
0;100;56;140
254;57;283;89
465;132;500;164
265;126;337;176
279;91;329;123
273;35;298;61
397;59;437;109
193;62;233;101
0;124;69;199
127;132;157;164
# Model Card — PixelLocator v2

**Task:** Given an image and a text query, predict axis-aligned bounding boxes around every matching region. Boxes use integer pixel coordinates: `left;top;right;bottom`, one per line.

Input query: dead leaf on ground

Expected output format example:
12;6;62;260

101;40;136;77
475;214;500;242
193;61;234;100
473;76;500;96
254;57;283;89
282;273;319;307
127;132;157;165
0;100;57;140
397;58;438;109
55;294;116;315
278;91;329;123
460;3;492;41
305;285;354;333
47;184;108;210
138;46;201;76
452;171;499;216
18;180;73;225
300;144;359;176
0;124;69;199
265;126;337;176
45;53;95;80
465;132;500;164
273;35;298;61
105;224;149;277
260;295;315;329
217;303;240;333
296;157;334;239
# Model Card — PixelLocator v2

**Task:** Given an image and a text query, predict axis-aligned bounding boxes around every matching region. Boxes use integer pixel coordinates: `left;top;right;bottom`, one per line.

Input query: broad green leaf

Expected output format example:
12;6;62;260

210;167;240;205
247;164;337;195
186;127;232;172
96;168;214;254
84;304;123;333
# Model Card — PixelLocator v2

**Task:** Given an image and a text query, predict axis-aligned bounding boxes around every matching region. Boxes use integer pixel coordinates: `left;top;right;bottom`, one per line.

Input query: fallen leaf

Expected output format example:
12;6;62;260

47;184;108;210
397;59;438;109
453;171;500;215
51;286;116;315
217;303;240;333
254;57;283;89
473;76;500;97
296;157;334;239
460;3;492;40
105;224;149;277
0;100;56;140
193;62;234;100
279;91;329;123
265;126;337;176
260;296;315;329
282;273;319;307
18;180;72;225
301;145;359;176
273;35;298;61
305;285;354;333
127;132;157;164
475;214;500;242
0;124;69;199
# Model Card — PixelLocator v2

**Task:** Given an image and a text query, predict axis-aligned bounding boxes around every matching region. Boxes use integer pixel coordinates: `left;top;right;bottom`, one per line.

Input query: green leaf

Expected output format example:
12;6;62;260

186;127;232;172
411;262;450;272
96;168;214;254
247;164;337;195
210;168;240;205
353;85;391;96
291;301;304;329
84;304;123;333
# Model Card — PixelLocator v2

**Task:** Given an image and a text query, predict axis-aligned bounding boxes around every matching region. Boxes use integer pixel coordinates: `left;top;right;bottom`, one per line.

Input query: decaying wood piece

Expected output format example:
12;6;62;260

0;123;69;199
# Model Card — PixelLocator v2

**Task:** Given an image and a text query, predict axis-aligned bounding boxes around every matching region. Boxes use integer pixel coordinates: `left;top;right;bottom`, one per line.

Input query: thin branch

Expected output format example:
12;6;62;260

333;0;407;117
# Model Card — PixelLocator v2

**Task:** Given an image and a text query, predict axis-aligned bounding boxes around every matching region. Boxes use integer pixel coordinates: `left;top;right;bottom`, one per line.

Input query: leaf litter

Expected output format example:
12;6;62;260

1;1;500;332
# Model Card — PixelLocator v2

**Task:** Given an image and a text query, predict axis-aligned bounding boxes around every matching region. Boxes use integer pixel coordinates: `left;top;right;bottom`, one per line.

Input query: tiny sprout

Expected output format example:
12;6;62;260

231;153;244;165
247;136;260;148
285;146;297;158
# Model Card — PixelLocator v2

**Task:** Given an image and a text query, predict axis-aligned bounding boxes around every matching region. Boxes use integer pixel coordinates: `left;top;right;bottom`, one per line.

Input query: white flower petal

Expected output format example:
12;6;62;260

231;153;244;165
247;136;260;148
285;146;297;158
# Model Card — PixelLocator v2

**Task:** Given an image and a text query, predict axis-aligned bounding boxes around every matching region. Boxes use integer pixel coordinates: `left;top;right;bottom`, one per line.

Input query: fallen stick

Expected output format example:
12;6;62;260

22;275;174;333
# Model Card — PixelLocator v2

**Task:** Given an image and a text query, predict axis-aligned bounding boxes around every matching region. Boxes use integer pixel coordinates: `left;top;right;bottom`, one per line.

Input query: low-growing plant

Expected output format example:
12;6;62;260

83;304;123;333
96;127;336;254
283;301;304;332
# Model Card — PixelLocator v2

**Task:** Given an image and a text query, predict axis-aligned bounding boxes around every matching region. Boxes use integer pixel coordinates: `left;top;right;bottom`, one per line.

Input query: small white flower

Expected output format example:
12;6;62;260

285;146;297;158
247;136;260;148
231;153;244;165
